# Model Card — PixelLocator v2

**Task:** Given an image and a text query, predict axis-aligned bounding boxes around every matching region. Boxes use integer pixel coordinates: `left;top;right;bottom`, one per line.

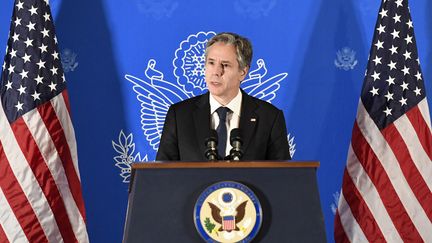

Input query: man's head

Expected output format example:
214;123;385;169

205;33;253;105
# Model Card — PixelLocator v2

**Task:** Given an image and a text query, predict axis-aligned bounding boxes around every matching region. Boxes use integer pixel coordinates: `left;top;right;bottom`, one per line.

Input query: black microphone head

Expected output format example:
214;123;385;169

205;129;218;145
230;128;242;145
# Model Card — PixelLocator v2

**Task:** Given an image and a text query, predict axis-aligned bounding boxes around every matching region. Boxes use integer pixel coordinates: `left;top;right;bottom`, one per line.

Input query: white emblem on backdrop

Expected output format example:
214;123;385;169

136;0;178;19
234;0;277;18
330;191;340;215
334;47;358;71
61;49;78;72
112;130;148;183
113;31;295;183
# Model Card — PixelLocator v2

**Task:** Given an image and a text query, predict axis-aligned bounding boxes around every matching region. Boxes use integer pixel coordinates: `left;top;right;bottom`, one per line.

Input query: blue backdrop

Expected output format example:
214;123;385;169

1;0;431;242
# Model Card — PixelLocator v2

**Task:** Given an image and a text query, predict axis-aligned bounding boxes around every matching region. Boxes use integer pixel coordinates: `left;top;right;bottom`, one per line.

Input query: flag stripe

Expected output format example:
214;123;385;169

345;145;403;242
23;98;87;241
11;118;77;243
39;95;86;220
333;211;350;243
418;98;432;131
54;92;81;181
58;92;79;179
336;195;368;243
0;104;60;242
0;142;48;243
356;102;432;241
341;170;385;242
0;186;26;243
352;120;422;242
385;121;432;222
405;102;432;160
0;221;10;243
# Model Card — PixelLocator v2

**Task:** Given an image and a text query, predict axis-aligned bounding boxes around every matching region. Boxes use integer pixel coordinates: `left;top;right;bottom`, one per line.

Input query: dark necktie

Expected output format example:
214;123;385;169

216;107;230;159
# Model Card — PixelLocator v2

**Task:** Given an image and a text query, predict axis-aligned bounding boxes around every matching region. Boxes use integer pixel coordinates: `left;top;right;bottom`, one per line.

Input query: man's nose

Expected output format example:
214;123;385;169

214;64;224;76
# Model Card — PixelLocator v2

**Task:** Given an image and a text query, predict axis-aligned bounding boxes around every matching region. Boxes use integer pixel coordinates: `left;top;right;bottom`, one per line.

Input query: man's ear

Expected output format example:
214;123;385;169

241;67;249;77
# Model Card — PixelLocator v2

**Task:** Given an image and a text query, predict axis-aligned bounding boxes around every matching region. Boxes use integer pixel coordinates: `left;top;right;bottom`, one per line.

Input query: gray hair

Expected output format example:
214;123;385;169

205;32;253;70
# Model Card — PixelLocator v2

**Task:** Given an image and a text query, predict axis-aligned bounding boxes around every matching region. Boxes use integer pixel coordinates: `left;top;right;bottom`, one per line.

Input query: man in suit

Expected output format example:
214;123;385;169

156;32;290;161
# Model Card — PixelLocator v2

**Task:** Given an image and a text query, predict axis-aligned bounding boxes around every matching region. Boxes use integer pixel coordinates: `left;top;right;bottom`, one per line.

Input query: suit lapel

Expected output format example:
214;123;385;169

193;92;211;158
239;91;258;154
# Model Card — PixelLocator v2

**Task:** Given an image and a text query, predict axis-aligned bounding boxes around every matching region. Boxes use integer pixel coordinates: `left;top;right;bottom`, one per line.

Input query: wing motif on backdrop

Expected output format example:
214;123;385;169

113;31;296;183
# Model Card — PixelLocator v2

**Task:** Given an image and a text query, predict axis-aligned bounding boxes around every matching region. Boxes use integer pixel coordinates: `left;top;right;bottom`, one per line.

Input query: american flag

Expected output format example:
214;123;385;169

222;215;236;231
334;0;432;242
0;0;88;242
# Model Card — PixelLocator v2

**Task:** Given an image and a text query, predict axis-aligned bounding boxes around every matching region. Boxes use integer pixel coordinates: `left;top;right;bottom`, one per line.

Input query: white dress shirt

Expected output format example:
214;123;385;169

209;90;242;156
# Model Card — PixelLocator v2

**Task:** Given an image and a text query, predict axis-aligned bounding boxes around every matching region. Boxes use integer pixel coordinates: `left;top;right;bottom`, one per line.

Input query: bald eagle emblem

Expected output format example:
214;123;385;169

208;201;248;232
194;181;262;243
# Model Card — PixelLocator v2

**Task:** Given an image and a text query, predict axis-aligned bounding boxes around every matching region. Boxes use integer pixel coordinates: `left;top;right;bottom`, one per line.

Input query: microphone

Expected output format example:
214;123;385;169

229;128;243;161
205;129;219;161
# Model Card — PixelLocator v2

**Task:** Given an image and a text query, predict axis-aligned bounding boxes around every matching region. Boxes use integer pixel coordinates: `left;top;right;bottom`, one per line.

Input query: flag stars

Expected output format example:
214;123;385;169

52;51;59;60
389;45;398;55
415;71;422;80
395;0;403;7
390;29;400;39
22;53;31;63
370;87;379;96
24;38;33;47
413;87;421;96
405;35;413;44
41;28;49;38
50;66;58;75
384;91;394;101
31;91;41;101
48;82;57;91
375;40;384;50
399;97;407;106
402;66;410;75
371;71;380;81
35;75;43;84
43;13;50;22
387;61;397;70
383;107;392;116
377;24;386;34
5;80;13;90
400;82;409;91
12;33;20;42
10;48;17;58
386;76;396;86
379;9;388;18
39;43;48;53
36;60;46;69
28;6;38;16
373;56;382;65
8;64;15;74
17;85;27;95
14;18;21;27
27;21;36;31
16;1;24;11
393;13;401;23
403;51;411;60
19;70;29;79
406;19;413;29
15;101;24;111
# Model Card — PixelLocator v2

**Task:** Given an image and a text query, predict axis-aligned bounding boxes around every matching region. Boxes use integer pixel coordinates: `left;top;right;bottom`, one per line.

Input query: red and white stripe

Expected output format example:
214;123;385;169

0;91;88;243
335;99;432;242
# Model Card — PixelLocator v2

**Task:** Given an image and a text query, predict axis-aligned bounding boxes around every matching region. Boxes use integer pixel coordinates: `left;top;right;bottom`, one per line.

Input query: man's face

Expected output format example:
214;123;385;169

205;42;248;104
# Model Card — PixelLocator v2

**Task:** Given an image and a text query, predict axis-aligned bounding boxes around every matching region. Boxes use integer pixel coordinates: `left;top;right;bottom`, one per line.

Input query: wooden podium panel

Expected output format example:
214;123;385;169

123;161;326;242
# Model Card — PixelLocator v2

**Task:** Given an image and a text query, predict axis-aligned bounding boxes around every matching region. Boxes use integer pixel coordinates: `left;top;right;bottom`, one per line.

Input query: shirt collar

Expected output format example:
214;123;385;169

209;90;242;116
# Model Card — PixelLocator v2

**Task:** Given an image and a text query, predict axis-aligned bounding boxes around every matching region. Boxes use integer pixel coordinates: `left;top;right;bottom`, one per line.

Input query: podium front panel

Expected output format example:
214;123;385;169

123;162;326;242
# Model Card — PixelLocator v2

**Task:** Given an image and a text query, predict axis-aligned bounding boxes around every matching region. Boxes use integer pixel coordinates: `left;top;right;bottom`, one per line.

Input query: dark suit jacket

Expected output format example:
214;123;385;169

156;91;291;161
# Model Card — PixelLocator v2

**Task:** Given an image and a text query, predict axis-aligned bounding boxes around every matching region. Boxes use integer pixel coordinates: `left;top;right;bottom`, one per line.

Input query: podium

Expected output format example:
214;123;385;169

123;161;326;242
